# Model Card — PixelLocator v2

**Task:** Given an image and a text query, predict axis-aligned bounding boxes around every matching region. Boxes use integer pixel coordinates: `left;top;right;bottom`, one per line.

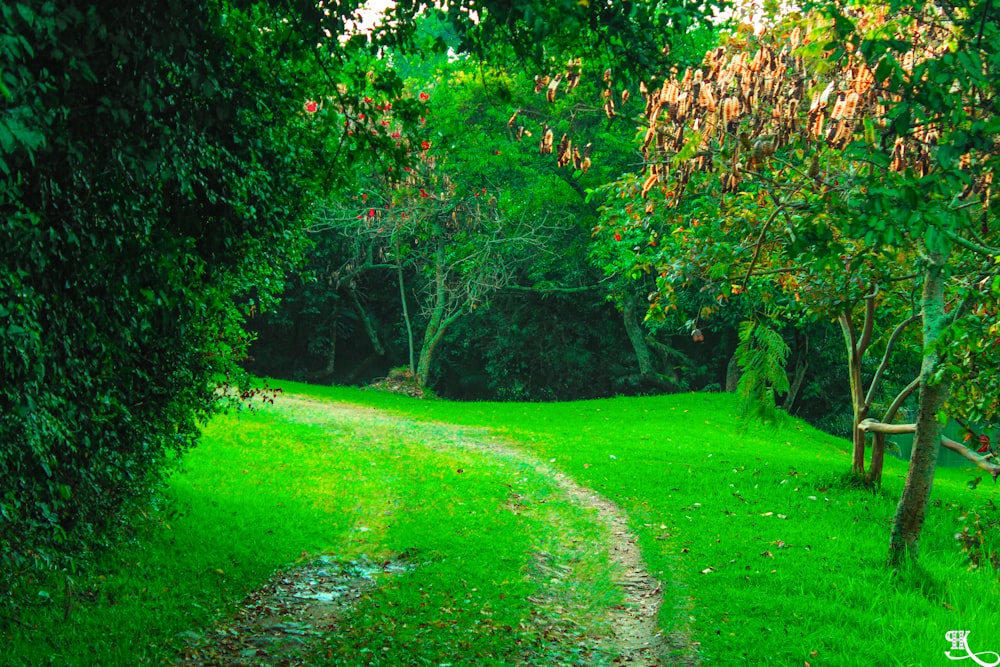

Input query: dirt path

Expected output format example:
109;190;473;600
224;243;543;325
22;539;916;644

179;394;697;665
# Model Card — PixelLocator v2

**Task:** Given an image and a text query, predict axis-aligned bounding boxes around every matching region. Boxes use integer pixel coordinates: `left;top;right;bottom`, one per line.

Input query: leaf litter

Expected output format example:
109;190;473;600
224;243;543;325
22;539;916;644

175;554;414;666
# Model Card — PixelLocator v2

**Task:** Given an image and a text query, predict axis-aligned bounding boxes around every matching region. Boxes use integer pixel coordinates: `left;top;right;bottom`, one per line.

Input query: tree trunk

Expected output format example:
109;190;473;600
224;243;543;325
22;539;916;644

306;300;338;381
888;253;950;565
415;240;455;388
396;250;416;375
348;288;385;356
868;433;886;487
839;312;869;477
783;332;809;413
726;352;741;393
623;296;657;378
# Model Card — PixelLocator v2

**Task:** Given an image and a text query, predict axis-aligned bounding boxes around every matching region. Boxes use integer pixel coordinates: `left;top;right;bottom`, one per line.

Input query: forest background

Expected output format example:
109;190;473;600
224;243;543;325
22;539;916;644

2;0;999;612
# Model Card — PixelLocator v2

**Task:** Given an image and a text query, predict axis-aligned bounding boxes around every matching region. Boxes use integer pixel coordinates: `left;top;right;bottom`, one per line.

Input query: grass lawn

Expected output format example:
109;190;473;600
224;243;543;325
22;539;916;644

3;381;999;666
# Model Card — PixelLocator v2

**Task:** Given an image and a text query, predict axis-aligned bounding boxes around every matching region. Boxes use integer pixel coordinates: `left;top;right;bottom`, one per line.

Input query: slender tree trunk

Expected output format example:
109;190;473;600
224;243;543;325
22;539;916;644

783;333;809;413
396;249;416;375
623;296;657;378
888;253;950;565
839;312;869;476
726;352;741;392
868;433;886;486
306;300;338;381
348;288;385;356
416;240;450;388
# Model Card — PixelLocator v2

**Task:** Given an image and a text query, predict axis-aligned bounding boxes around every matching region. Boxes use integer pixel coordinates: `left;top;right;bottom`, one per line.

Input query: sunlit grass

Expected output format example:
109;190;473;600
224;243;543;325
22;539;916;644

4;381;999;666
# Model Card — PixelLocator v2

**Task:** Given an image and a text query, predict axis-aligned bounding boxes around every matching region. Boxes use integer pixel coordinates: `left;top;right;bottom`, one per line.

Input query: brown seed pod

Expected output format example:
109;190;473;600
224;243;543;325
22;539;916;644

641;171;659;198
507;109;519;127
830;92;846;120
556;134;571;167
854;64;875;93
809;111;824;139
540;126;554;154
891;137;906;171
843;91;859;119
546;75;561;104
722;96;741;124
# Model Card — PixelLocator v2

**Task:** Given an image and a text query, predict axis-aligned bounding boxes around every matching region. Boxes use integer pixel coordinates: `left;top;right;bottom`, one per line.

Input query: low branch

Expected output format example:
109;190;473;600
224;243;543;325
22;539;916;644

942;437;1000;481
858;419;916;434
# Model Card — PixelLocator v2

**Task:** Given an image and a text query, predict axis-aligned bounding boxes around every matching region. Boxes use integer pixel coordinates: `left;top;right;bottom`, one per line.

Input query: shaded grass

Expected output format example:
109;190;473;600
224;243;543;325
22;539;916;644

4;381;999;667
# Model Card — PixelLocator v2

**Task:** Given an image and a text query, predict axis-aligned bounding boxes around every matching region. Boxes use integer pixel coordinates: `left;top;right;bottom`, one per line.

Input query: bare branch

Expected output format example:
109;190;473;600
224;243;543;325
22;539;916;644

857;291;877;359
941;437;1000;481
864;314;921;408
883;376;920;424
858;419;916;434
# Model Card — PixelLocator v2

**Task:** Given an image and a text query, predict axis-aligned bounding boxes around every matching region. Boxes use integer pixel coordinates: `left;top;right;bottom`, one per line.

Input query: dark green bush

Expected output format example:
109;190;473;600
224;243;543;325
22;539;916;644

0;0;314;607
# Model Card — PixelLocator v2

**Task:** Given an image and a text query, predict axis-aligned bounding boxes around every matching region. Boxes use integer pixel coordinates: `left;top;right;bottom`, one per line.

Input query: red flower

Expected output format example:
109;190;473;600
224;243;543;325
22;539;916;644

391;131;401;138
304;100;318;113
978;435;991;453
614;233;622;241
368;208;376;218
419;188;429;198
419;92;430;101
420;140;431;150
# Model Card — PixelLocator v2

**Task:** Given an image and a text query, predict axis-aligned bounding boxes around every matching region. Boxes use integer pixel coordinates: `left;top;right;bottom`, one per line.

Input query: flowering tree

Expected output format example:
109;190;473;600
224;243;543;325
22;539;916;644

315;139;554;387
583;2;998;562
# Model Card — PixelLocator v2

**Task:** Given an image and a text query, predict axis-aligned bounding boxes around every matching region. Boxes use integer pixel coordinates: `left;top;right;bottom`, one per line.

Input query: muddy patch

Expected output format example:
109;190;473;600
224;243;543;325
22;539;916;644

175;555;413;666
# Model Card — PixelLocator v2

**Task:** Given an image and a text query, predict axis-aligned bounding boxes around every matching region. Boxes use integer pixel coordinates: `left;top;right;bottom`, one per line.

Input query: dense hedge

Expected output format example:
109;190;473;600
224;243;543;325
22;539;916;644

0;1;313;602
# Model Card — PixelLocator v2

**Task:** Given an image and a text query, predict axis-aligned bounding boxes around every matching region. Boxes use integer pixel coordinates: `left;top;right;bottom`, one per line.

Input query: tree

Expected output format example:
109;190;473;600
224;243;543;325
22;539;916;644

590;3;998;562
317;148;554;387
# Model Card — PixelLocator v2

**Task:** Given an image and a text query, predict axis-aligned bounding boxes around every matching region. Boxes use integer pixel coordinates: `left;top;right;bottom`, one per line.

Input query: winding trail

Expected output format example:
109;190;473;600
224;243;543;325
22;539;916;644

181;393;698;665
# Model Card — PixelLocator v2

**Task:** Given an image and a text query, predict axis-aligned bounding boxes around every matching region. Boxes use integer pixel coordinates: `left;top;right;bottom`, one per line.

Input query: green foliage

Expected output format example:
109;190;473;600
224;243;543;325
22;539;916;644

735;319;790;425
0;0;335;605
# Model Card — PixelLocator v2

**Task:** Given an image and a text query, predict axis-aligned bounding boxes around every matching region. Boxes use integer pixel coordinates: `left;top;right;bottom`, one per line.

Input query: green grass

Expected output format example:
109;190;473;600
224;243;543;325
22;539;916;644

4;382;999;666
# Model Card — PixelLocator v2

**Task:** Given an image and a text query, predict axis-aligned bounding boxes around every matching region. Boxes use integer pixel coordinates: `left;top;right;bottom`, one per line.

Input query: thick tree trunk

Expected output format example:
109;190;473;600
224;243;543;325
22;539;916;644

306;301;338;381
888;254;950;565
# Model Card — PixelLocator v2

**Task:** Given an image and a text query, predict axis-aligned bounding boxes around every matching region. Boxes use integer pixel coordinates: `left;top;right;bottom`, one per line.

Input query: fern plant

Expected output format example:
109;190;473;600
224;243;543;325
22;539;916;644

735;319;791;425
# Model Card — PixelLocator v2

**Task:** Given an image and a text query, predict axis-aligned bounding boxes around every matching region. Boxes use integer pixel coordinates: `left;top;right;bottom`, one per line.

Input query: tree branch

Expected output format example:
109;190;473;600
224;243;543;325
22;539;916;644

857;291;877;359
942;437;1000;481
864;314;921;408
944;227;1000;257
883;376;920;425
858;419;916;434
